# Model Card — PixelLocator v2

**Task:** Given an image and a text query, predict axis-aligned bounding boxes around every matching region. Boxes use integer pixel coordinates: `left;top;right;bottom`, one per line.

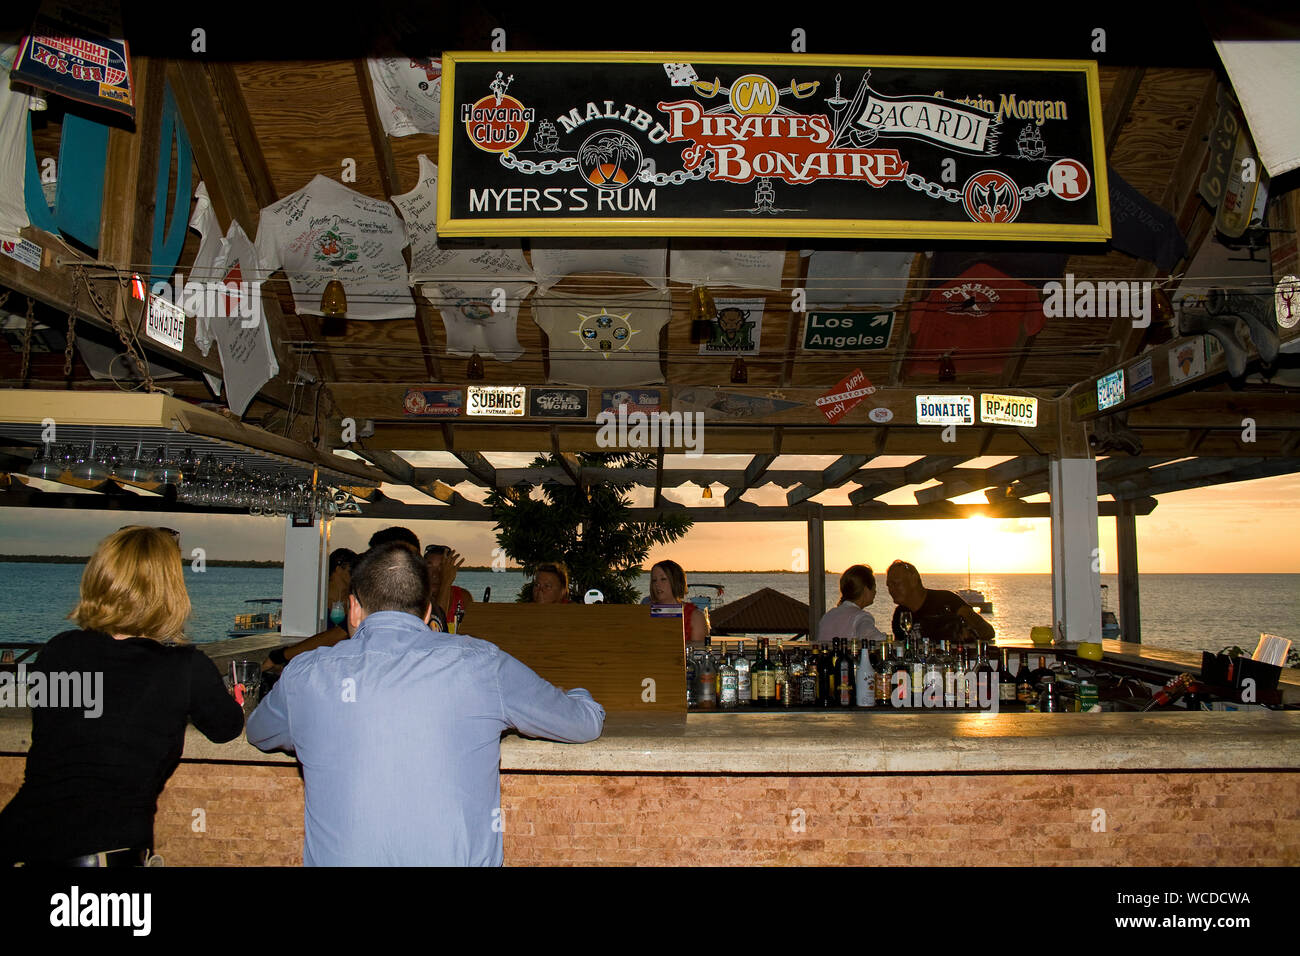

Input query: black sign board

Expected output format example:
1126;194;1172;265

529;387;589;418
439;52;1108;241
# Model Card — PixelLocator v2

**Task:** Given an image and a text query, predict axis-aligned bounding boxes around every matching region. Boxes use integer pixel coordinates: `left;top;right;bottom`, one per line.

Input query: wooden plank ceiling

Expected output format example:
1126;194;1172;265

2;8;1298;513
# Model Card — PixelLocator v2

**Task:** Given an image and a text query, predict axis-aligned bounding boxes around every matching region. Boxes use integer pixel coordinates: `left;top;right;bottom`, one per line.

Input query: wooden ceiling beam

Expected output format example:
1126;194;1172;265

164;59;304;416
786;454;873;505
914;454;1050;504
336;498;1156;523
724;449;778;508
1110;457;1300;499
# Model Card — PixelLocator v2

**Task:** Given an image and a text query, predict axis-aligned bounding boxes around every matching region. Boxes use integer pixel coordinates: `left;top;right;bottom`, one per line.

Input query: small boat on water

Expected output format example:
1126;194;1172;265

956;587;993;614
688;583;726;611
1101;585;1121;639
229;598;282;638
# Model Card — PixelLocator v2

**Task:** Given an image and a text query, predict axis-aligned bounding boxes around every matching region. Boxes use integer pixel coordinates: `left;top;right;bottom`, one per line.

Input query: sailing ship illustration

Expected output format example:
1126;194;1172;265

1017;125;1046;159
533;119;559;152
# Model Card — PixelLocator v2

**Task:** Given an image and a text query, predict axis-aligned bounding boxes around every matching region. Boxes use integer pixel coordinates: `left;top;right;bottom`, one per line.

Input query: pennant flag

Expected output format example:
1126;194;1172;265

533;289;669;386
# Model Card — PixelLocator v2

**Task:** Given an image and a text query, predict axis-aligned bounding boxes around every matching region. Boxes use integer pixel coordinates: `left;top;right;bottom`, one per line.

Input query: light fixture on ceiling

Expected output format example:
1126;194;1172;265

938;352;957;382
466;351;485;380
730;357;748;384
320;278;347;318
690;286;716;343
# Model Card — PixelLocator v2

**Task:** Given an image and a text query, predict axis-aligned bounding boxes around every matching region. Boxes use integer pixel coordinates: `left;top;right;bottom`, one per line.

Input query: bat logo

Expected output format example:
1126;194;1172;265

961;170;1021;224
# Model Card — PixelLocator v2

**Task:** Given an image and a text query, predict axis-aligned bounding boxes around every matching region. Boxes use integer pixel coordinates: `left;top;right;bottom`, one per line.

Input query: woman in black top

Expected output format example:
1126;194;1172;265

0;526;245;866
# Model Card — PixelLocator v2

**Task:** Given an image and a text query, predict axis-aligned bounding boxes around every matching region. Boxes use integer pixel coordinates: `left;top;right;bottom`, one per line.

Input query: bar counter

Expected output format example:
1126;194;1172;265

3;706;1299;866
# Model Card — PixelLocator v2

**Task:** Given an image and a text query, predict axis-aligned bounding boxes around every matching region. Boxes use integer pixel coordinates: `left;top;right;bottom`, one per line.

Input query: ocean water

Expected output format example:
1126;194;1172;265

0;562;1293;656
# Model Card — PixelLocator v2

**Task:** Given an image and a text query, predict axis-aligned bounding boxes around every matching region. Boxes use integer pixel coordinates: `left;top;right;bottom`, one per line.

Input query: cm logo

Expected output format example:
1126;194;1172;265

729;74;778;116
1048;158;1091;201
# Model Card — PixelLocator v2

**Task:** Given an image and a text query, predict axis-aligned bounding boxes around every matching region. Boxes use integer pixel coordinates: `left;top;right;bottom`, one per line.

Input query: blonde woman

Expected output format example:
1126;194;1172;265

0;526;244;866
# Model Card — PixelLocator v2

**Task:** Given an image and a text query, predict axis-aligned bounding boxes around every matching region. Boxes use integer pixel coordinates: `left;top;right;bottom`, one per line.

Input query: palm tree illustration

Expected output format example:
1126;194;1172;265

580;135;637;185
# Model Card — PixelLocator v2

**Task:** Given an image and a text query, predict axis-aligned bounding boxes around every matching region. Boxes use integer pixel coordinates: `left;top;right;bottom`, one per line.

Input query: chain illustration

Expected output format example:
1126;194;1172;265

19;297;34;385
80;267;156;393
1018;182;1053;202
498;152;578;175
637;156;714;185
903;173;962;203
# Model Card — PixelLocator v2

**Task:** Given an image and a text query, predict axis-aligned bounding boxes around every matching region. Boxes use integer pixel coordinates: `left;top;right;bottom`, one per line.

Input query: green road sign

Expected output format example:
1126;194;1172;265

803;311;895;351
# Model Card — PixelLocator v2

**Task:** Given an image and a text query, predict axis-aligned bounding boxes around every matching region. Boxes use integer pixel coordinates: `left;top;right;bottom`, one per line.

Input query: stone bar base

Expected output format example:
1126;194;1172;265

3;757;1297;866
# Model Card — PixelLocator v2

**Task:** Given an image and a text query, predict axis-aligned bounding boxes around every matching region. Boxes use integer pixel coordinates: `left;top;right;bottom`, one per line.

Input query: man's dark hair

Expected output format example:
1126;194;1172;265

368;526;421;551
329;548;359;575
351;542;430;618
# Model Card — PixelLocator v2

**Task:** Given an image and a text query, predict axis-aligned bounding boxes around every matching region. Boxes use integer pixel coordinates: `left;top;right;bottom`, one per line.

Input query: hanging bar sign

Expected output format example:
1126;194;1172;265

438;52;1108;241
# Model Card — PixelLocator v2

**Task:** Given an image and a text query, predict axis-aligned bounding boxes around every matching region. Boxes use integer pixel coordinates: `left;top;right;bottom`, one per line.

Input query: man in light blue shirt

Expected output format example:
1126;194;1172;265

247;541;605;866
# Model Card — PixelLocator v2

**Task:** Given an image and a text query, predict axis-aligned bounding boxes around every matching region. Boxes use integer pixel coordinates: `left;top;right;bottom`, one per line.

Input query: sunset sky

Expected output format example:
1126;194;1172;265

2;453;1297;573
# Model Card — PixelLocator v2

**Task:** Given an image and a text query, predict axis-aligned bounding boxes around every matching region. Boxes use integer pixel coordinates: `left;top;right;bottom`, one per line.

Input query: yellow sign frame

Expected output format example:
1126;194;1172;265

437;50;1110;241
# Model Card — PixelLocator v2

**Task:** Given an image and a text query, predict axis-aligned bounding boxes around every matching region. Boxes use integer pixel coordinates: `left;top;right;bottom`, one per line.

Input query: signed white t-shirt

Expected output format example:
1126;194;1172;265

255;174;414;320
392;154;533;282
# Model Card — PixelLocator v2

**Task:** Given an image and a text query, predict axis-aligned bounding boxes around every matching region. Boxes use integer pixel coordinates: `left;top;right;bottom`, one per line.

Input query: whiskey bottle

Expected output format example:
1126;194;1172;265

735;641;752;707
753;639;777;705
719;645;738;710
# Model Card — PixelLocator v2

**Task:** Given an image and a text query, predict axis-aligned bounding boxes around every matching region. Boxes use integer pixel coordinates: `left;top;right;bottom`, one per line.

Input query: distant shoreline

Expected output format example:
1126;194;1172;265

0;555;285;569
0;557;1293;574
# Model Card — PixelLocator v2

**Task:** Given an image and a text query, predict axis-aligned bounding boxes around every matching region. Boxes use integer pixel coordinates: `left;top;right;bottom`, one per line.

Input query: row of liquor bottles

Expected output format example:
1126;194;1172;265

687;635;1069;710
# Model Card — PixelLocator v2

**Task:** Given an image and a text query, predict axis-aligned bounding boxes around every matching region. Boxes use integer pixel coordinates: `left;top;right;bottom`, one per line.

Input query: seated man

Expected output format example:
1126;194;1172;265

264;527;437;675
886;560;995;645
246;540;605;866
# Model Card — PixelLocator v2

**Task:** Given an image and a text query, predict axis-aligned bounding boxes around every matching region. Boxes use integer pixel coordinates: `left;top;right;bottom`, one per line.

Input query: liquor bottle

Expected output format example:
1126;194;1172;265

909;638;926;699
735;641;752;707
686;649;698;709
773;642;787;705
998;649;1017;704
800;648;819;706
719;645;738;710
891;643;910;705
840;639;856;707
696;648;717;710
1016;652;1034;703
1029;655;1054;690
873;643;892;704
821;642;836;707
942;641;959;708
924;641;944;704
969;645;988;707
753;639;777;705
855;638;876;707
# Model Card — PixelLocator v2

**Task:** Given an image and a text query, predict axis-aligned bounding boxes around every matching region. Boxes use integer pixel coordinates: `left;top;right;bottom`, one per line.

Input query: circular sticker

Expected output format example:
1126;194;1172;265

463;94;531;152
1276;275;1299;329
577;129;643;190
868;406;894;423
962;170;1020;224
1047;158;1091;201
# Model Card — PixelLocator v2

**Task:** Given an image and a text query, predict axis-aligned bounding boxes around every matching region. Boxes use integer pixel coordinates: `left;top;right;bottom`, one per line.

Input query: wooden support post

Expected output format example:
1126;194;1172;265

1116;499;1142;644
806;504;825;641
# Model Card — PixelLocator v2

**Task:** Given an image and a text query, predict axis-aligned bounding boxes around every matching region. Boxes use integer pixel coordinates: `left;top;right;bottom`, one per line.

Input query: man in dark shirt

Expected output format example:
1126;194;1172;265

886;560;995;645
